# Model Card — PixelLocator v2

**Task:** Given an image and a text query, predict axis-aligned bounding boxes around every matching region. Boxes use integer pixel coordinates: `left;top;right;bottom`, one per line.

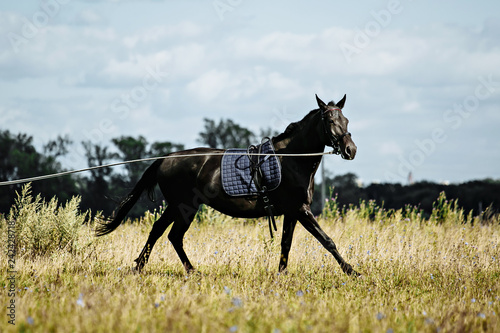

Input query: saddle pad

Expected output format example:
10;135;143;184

221;140;281;196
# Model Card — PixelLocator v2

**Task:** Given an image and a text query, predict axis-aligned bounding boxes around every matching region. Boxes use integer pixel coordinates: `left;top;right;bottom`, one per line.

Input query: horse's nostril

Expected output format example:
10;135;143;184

345;145;356;159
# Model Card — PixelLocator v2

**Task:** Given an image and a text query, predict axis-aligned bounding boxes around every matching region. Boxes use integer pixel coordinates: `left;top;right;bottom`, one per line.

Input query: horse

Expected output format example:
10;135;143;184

96;94;359;276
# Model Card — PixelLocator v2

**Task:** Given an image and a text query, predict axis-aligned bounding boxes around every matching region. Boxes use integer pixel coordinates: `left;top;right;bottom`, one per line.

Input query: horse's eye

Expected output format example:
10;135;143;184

328;120;335;124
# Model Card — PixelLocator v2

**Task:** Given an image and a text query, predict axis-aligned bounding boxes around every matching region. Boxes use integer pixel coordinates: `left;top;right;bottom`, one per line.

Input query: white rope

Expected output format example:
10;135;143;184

0;151;334;186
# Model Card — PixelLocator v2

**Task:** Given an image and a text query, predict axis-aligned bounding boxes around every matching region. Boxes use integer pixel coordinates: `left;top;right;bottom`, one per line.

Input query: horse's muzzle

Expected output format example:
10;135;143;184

342;142;357;160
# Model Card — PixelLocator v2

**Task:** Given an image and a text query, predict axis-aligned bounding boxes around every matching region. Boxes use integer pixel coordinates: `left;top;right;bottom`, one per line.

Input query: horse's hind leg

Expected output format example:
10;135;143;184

168;204;197;273
279;215;298;273
135;206;175;272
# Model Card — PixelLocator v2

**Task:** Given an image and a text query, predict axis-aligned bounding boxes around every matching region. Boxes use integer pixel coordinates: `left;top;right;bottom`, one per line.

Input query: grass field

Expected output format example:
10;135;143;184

1;185;499;332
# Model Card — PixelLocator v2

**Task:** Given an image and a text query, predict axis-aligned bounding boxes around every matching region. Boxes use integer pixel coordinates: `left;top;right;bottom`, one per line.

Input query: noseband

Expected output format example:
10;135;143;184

321;108;351;156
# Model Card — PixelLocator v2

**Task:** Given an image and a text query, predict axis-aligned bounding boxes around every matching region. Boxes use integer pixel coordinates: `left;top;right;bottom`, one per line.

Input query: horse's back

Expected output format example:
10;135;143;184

155;147;270;218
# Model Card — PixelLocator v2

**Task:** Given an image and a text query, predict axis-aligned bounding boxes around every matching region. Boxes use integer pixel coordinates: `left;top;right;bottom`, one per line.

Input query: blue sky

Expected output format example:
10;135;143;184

1;0;499;185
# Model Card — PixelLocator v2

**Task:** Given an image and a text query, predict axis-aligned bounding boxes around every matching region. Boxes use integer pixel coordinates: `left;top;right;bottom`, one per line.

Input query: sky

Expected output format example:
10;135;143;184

1;0;499;185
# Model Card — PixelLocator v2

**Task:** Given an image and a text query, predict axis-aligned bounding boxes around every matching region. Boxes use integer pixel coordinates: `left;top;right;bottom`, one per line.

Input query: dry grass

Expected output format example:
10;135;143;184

1;185;499;332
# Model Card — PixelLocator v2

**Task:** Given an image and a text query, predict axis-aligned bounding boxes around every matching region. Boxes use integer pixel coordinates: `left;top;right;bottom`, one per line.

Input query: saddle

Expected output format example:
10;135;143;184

221;138;281;238
221;139;281;196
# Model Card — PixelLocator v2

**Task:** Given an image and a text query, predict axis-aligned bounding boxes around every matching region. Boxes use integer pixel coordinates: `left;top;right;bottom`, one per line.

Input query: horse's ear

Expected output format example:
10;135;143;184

315;94;327;110
336;94;347;109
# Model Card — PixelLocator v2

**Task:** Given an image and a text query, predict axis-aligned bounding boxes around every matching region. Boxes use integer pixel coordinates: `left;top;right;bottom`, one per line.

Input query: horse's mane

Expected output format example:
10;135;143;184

273;109;320;142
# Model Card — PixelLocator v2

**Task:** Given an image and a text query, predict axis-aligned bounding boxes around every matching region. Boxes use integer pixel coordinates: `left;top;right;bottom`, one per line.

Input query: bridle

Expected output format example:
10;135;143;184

321;108;351;156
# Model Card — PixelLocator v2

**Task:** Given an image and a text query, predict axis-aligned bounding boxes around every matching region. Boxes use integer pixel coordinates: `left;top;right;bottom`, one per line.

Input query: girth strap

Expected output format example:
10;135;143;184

248;138;278;239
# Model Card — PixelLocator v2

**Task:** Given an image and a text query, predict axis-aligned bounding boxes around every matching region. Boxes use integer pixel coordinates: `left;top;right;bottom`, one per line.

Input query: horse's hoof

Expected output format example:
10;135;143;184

185;267;199;275
133;264;144;274
350;269;362;278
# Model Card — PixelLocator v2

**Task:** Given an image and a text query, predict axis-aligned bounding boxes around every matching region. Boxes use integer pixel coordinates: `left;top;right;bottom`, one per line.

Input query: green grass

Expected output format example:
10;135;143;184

1;185;499;332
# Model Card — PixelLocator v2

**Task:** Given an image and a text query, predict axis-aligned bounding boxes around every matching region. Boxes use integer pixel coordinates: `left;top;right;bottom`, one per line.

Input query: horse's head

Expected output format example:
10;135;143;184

315;94;357;160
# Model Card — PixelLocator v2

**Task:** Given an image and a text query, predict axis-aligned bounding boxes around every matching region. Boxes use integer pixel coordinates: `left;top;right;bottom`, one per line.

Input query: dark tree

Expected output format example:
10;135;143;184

108;136;185;217
112;136;149;184
312;172;365;214
79;141;118;215
111;135;184;184
149;141;184;157
0;130;77;213
259;127;280;140
198;118;256;149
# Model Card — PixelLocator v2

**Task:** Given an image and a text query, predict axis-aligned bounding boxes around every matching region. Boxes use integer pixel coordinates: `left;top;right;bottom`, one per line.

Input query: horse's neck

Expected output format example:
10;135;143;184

272;113;325;179
277;136;325;154
273;114;325;154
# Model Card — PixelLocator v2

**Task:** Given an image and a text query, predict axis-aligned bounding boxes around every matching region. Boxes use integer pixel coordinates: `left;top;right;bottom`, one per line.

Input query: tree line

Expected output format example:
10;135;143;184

311;172;500;218
1;119;499;219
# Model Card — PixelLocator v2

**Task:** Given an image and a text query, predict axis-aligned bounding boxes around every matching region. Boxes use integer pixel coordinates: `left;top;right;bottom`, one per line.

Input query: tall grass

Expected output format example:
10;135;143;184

1;185;499;332
1;184;92;258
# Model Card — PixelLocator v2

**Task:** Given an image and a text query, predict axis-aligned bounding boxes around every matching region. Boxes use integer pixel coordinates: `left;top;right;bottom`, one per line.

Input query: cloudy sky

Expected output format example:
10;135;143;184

1;0;499;185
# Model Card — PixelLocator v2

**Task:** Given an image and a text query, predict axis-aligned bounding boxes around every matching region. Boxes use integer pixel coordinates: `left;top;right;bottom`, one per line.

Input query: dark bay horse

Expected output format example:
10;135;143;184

96;94;359;276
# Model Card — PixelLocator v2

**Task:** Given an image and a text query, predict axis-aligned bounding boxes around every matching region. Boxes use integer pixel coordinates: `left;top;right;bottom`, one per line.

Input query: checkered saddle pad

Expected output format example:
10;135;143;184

221;140;281;196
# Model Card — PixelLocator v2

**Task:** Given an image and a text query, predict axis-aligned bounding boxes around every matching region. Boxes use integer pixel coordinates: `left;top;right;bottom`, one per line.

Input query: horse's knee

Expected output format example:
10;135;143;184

167;232;180;246
167;227;186;247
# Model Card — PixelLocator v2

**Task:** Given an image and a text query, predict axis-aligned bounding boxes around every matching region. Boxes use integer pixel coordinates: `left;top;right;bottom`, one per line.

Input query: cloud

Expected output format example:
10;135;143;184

1;2;499;182
186;67;304;103
72;9;107;26
231;31;317;62
123;21;207;48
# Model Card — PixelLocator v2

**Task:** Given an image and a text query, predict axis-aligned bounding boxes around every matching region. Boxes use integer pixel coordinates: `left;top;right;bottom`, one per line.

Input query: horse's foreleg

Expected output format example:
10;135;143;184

278;215;297;273
135;207;175;272
297;205;359;276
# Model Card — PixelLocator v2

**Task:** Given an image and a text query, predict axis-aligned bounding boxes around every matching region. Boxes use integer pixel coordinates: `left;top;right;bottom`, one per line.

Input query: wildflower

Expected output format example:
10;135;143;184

223;286;231;295
76;293;85;307
229;325;238;332
231;297;243;307
376;312;385;320
478;313;486;319
296;290;304;297
27;317;34;325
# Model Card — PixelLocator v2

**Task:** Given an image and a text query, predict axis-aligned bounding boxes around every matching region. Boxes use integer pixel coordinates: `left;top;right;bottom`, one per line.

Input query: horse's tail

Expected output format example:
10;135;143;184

95;159;162;236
